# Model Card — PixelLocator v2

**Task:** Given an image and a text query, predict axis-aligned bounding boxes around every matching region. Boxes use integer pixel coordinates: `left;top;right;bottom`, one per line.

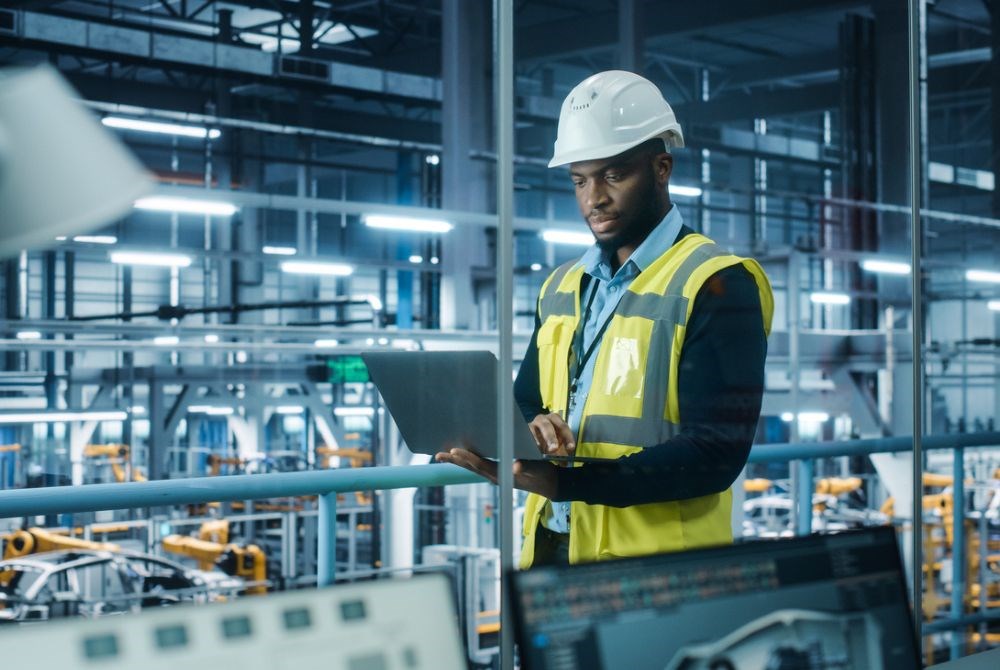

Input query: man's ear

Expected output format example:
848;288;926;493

654;152;673;185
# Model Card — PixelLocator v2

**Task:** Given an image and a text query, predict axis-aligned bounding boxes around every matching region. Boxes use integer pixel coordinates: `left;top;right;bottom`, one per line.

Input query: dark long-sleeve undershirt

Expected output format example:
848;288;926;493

513;234;767;508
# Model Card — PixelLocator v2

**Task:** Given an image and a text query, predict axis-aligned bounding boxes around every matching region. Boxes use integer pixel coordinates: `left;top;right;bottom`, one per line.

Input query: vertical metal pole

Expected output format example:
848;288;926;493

494;1;515;669
950;447;965;659
317;491;337;587
907;0;925;641
796;459;814;536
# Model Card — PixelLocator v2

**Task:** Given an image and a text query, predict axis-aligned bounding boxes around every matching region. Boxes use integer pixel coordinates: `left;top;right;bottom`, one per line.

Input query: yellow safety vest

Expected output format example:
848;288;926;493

520;233;773;568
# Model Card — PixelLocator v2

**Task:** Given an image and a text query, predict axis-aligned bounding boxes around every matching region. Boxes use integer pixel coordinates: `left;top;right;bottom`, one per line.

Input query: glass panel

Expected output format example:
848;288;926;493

922;0;1000;661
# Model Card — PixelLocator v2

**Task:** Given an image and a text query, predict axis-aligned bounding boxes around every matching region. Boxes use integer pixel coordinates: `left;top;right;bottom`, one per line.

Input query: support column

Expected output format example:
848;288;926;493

617;0;643;74
440;0;492;330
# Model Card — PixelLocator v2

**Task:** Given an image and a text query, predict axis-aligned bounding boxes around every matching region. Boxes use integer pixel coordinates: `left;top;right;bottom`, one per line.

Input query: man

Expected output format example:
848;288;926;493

436;71;773;568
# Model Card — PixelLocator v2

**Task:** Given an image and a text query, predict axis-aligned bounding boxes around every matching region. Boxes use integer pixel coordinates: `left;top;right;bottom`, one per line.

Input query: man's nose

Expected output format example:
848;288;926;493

585;182;610;210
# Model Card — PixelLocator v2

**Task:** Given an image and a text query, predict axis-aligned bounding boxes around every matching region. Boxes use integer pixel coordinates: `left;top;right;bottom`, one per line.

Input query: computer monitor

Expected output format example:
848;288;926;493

0;574;466;670
509;527;919;670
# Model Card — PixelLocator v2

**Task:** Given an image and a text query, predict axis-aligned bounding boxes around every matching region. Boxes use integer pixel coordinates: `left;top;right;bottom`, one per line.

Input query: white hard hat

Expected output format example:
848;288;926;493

548;70;684;168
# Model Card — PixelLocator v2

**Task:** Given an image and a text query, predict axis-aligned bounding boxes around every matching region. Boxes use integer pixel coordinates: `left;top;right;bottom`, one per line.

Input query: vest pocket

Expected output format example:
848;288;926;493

537;319;572;413
598;500;684;559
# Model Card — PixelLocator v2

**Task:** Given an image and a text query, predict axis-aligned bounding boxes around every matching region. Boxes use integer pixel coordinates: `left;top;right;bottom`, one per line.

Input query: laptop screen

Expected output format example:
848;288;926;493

510;527;918;670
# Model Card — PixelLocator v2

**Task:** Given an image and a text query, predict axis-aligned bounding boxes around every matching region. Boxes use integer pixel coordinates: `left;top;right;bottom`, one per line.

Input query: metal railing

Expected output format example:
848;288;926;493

2;432;1000;654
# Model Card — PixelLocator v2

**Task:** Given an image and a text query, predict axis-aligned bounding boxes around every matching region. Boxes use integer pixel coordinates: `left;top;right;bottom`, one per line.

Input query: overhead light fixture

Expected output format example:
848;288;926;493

15;331;42;340
430;256;440;265
967;269;1000;284
530;263;543;272
780;411;830;423
314;339;340;348
363;214;453;234
275;406;304;415
73;235;118;245
408;254;424;264
188;405;234;416
130;406;146;415
153;335;180;346
262;245;297;256
988;300;1000;311
861;259;911;275
364;295;384;311
809;291;851;305
204;334;219;343
671;184;703;198
542;229;594;246
102;116;221;140
425;154;440;166
111;251;192;268
281;260;354;277
0;410;128;424
134;196;237;217
333;407;375;417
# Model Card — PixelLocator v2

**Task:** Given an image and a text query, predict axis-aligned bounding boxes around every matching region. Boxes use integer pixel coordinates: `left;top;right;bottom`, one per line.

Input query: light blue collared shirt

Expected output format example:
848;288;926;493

543;205;685;533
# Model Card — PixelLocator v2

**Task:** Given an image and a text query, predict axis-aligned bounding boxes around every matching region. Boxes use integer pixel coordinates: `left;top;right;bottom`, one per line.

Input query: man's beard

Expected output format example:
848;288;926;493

594;183;662;253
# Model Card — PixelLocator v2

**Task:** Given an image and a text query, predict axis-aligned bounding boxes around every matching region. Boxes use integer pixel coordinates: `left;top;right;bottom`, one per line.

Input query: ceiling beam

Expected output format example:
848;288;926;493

515;0;871;62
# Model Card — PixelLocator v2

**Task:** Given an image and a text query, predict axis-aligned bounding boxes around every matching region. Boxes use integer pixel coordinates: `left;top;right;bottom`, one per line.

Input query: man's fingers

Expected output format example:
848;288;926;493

436;448;498;484
529;418;558;453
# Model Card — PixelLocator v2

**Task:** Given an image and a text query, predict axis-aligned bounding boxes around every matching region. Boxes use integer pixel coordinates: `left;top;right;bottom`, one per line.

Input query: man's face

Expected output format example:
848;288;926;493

569;145;672;254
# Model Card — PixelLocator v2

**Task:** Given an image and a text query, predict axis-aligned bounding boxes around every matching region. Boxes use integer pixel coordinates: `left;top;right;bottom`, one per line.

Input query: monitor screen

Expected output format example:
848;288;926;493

510;527;918;670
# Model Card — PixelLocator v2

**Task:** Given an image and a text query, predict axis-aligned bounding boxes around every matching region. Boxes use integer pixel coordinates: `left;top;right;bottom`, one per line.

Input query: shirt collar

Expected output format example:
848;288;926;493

579;205;684;280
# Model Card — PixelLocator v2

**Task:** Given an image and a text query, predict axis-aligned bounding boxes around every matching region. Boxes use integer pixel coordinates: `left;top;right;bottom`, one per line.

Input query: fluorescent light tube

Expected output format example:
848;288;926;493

314;339;340;348
275;406;304;415
204;334;219;343
0;410;128;424
542;229;594;246
188;405;234;416
967;269;1000;284
102;116;220;140
16;331;42;340
111;251;192;268
153;335;180;346
780;411;830;423
530;263;543;271
861;259;911;275
809;291;851;305
73;235;118;245
671;184;703;198
363;214;453;234
408;254;424;263
333;407;375;417
135;196;237;217
988;300;1000;311
281;260;354;277
262;245;297;256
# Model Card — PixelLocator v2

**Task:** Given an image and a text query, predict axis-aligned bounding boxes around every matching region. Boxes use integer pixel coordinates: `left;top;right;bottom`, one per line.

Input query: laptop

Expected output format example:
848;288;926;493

509;526;921;670
362;350;613;463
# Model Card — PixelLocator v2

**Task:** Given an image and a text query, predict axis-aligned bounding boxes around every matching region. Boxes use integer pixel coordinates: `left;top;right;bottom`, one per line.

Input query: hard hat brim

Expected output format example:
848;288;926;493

548;130;684;168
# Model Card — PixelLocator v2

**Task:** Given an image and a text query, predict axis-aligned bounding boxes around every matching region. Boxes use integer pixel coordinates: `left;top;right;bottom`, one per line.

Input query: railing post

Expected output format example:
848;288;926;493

317;491;337;587
796;459;814;535
950;446;965;660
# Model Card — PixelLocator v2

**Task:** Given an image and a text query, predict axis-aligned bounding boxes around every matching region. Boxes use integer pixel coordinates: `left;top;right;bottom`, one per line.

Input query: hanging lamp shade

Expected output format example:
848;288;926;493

0;64;152;257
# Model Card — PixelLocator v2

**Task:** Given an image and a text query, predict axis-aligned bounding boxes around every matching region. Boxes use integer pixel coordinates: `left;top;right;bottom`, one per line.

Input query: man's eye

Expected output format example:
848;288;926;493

572;181;585;188
605;174;621;182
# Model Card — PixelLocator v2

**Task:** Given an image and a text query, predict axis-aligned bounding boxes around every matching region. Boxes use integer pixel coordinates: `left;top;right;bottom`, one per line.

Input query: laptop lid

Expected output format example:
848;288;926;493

509;526;919;670
362;350;543;461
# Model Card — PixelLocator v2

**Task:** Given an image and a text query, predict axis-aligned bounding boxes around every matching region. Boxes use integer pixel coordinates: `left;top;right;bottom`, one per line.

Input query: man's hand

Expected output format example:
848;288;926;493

434;448;558;499
528;413;575;457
